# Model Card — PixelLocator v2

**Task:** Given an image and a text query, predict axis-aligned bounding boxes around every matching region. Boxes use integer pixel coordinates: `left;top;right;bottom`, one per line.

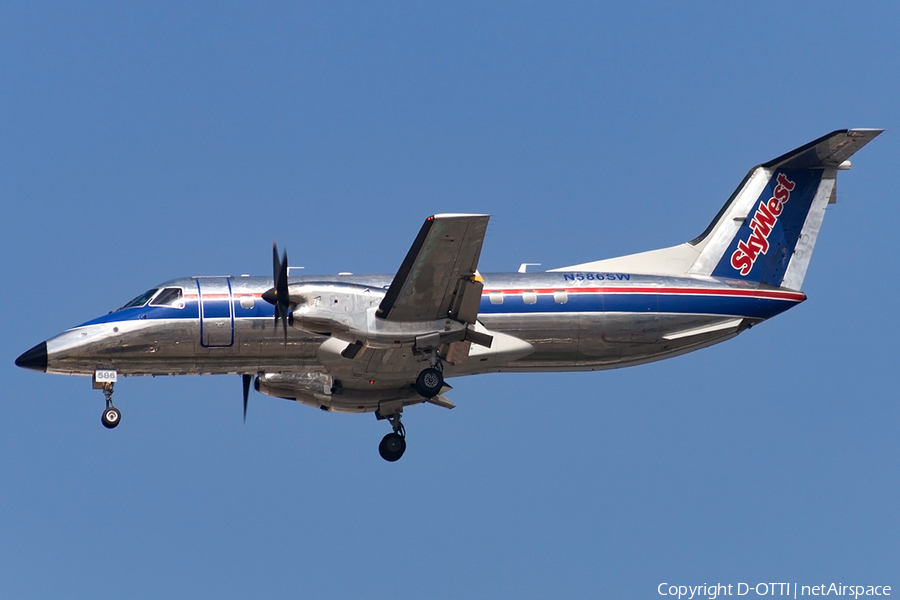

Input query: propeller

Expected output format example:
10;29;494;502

241;374;252;423
262;242;290;342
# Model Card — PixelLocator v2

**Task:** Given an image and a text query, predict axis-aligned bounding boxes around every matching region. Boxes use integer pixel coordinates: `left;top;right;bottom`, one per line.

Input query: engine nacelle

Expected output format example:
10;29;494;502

286;283;379;336
254;371;426;414
286;282;482;351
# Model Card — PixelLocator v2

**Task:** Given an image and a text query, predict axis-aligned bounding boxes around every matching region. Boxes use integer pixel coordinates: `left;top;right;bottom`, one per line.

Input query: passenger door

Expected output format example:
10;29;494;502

196;277;234;348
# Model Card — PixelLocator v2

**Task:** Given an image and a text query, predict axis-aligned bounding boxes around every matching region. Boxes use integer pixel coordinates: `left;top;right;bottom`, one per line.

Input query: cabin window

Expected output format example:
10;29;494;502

553;290;568;304
119;288;159;311
522;291;537;304
150;287;185;309
489;291;504;305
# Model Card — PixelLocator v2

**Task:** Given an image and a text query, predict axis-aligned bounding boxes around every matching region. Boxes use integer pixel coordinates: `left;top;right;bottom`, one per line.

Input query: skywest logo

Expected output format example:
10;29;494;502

730;173;796;276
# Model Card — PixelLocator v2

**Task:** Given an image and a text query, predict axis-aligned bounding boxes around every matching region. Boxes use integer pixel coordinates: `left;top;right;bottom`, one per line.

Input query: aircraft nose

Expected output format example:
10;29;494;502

15;341;48;372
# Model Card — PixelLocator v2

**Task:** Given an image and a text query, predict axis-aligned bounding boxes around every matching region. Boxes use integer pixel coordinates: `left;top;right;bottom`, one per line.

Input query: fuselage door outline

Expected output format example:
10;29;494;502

197;277;235;348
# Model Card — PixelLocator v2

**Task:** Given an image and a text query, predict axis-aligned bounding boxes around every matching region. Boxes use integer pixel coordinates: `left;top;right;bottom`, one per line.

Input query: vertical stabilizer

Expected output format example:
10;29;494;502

693;129;882;289
552;129;882;291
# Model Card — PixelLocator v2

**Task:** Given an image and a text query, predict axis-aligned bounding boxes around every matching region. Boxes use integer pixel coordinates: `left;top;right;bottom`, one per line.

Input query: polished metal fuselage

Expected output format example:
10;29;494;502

42;270;803;386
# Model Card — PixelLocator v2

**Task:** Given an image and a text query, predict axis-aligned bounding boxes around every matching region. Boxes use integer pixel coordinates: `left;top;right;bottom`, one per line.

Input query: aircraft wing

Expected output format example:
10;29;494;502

376;214;490;323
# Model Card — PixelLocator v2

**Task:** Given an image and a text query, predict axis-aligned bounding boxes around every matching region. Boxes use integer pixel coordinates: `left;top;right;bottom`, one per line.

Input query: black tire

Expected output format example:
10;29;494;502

378;432;406;462
414;367;443;398
101;406;121;429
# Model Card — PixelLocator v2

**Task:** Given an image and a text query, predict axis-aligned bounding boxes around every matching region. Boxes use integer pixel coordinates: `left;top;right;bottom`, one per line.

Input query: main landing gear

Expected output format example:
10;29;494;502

378;413;406;462
414;353;444;399
414;367;443;398
100;382;121;429
376;360;446;462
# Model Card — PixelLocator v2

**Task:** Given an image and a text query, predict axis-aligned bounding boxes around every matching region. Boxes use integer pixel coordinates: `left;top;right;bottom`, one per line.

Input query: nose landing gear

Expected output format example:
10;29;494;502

94;370;121;429
100;383;120;429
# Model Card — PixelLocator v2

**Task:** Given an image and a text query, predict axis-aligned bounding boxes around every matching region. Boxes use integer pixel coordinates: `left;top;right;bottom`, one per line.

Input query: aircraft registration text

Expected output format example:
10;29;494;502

562;273;632;282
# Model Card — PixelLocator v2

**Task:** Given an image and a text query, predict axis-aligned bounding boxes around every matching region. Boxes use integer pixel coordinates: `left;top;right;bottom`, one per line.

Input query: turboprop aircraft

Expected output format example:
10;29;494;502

16;129;882;461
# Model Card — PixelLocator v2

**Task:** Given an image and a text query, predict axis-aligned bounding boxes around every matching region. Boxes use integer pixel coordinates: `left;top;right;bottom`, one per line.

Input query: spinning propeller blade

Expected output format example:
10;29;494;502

241;374;252;423
262;242;291;342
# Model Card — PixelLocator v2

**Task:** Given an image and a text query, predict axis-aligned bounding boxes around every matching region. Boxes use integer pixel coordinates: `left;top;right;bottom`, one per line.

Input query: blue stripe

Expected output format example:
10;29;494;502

76;300;276;327
478;292;798;320
76;291;798;328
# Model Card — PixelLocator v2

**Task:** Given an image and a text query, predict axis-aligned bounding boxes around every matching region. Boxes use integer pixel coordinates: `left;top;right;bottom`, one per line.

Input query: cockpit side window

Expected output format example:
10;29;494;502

118;288;159;311
150;287;184;309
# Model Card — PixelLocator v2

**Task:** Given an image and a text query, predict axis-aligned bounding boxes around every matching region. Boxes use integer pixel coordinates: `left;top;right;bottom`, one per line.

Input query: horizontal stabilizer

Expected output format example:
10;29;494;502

763;129;882;170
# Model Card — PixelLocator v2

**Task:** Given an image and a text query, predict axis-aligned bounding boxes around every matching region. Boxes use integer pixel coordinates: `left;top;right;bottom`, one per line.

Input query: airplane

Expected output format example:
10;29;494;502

15;129;882;461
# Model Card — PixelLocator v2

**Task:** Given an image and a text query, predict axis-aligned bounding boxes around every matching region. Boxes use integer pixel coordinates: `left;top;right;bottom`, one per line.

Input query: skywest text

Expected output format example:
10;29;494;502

730;173;796;276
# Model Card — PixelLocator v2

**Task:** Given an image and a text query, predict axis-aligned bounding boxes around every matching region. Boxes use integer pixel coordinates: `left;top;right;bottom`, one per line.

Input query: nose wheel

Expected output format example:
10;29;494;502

378;413;406;462
99;382;121;429
102;405;121;429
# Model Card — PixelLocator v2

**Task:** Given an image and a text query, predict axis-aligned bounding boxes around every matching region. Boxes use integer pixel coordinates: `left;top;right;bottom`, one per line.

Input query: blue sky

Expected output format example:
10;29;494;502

2;2;897;598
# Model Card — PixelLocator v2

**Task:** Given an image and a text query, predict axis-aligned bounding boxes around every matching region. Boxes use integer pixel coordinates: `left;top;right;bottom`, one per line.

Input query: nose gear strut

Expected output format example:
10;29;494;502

100;383;120;429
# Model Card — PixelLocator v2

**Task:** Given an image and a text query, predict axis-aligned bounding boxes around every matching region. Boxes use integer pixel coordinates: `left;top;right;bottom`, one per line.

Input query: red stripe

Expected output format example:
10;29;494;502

483;287;805;302
185;293;265;300
191;288;803;303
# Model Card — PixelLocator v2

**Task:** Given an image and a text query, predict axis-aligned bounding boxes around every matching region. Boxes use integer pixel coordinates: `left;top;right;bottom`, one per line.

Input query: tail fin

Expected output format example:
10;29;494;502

552;129;882;290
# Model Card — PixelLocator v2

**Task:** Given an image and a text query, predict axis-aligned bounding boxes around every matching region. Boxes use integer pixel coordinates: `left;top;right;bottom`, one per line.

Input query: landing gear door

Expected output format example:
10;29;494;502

196;277;234;348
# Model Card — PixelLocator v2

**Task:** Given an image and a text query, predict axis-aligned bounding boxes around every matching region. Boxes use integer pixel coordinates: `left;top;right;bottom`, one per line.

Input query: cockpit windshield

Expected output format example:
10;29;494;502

118;289;159;311
150;287;184;308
